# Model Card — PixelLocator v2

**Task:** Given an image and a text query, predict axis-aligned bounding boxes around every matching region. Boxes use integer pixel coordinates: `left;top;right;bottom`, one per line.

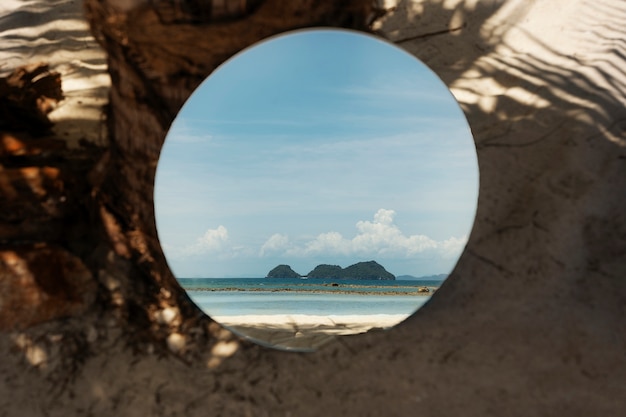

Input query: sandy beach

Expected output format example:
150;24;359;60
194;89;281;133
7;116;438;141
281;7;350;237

186;280;437;350
213;313;411;350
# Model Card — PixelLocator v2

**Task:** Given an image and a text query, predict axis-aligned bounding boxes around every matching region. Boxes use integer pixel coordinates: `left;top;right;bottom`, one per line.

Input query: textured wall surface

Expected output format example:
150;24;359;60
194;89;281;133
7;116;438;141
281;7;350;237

1;0;625;416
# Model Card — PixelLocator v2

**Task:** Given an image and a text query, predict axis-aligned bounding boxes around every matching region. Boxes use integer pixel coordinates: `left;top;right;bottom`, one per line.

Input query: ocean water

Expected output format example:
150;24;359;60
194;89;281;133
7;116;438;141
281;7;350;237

179;278;441;317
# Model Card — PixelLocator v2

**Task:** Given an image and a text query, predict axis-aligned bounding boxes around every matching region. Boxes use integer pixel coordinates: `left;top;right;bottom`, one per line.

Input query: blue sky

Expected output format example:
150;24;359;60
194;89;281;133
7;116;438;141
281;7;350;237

154;29;478;278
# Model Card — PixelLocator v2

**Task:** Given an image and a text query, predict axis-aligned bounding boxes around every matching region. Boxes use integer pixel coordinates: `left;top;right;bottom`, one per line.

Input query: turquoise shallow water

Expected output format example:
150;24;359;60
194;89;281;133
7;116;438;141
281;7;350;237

188;290;430;316
180;278;439;317
179;277;441;293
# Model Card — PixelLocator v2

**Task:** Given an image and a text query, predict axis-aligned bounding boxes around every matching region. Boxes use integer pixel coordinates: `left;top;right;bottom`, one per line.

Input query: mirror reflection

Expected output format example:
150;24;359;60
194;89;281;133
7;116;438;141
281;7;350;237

154;29;478;351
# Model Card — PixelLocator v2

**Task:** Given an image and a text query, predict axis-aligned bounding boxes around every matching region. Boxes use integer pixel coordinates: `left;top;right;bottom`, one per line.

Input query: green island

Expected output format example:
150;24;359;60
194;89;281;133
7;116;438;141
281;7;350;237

267;260;395;280
182;261;441;295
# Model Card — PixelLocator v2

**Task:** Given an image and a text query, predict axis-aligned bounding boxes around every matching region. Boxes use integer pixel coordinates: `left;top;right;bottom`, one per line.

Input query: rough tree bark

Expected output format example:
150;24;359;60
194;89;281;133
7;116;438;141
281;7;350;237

1;0;625;416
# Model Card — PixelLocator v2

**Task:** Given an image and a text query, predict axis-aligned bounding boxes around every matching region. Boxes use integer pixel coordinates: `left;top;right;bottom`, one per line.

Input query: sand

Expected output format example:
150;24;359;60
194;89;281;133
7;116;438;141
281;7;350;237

0;0;110;147
213;313;411;351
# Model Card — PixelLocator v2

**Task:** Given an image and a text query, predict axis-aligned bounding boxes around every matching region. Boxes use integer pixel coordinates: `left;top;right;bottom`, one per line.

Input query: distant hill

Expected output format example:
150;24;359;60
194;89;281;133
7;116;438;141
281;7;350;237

308;261;394;280
396;274;448;281
266;264;301;278
307;261;395;280
307;264;343;279
266;261;395;280
337;261;395;280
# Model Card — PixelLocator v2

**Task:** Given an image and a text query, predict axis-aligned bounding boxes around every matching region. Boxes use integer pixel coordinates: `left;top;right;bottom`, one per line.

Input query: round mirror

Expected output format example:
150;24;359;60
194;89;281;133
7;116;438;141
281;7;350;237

154;28;478;351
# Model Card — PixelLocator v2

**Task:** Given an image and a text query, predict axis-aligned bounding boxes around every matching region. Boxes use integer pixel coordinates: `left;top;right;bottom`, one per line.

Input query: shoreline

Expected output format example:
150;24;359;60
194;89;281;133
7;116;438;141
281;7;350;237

185;287;437;296
213;313;410;329
212;313;412;350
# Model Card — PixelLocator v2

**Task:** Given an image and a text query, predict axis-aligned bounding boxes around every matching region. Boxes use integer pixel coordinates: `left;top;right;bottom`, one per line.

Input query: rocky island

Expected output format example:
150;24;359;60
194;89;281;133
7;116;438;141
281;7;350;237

266;261;395;280
266;264;302;278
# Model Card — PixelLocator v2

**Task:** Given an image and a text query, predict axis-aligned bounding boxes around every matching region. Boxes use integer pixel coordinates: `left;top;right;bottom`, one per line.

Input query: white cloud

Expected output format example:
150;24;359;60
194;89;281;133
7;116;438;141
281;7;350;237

436;235;469;259
259;233;289;256
260;209;468;260
164;226;229;258
165;210;468;266
293;231;351;257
